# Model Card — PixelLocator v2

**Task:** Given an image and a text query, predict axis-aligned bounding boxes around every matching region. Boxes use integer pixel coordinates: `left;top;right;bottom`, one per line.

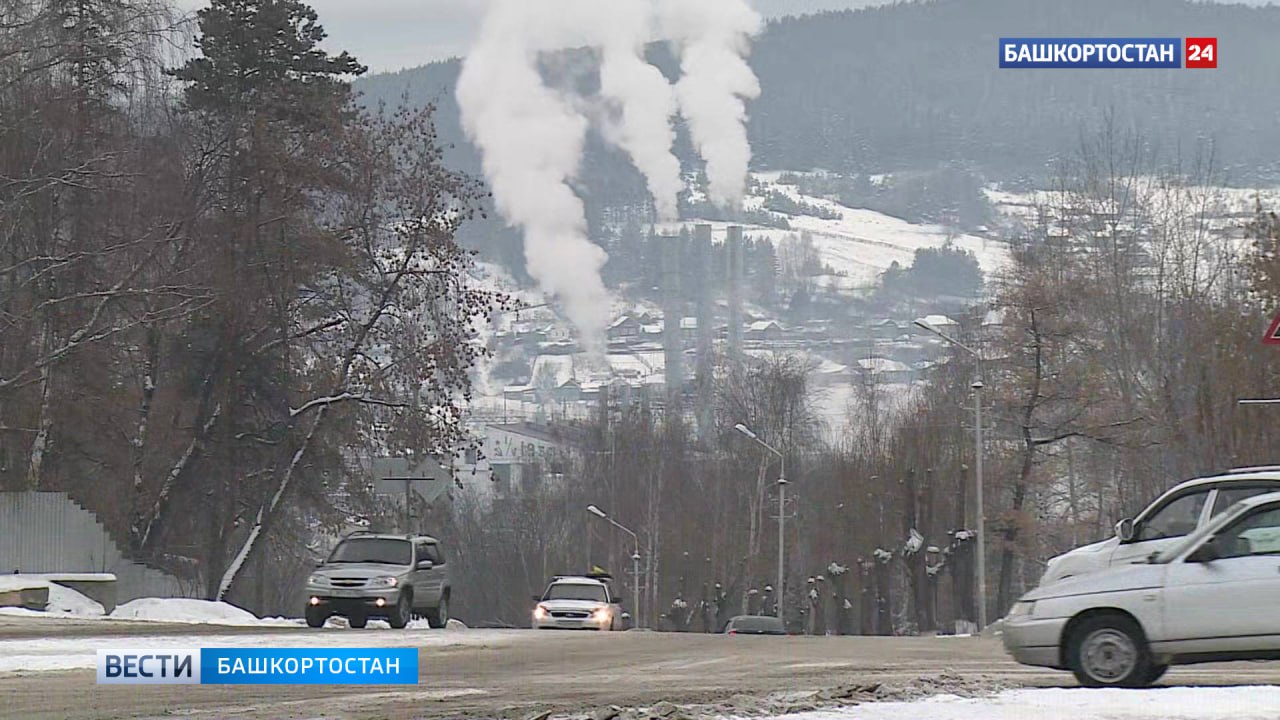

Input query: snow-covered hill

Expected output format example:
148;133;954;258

661;171;1010;289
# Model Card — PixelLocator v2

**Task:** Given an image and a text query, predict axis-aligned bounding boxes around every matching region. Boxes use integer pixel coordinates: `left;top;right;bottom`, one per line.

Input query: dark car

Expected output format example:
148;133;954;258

724;615;786;635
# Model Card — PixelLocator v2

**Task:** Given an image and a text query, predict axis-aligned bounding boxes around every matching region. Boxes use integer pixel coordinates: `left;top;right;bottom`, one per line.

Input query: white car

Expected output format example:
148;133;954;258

1004;491;1280;687
531;575;625;630
1039;468;1280;586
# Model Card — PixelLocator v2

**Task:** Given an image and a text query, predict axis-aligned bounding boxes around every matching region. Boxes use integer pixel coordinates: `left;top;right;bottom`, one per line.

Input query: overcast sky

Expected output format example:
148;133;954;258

175;0;1276;74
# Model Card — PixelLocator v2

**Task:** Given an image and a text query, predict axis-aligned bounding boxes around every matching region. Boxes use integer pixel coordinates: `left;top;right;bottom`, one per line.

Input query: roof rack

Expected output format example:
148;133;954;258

549;572;613;583
1225;465;1280;475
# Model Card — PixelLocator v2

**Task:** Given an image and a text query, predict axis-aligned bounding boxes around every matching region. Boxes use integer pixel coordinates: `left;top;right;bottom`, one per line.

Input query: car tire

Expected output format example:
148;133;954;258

425;593;449;629
389;593;412;630
348;613;368;629
1145;664;1169;685
305;606;327;629
1068;614;1152;688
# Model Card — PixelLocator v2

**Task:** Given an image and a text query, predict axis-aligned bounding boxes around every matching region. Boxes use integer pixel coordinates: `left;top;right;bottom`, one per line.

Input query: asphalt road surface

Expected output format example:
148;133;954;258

4;618;1280;720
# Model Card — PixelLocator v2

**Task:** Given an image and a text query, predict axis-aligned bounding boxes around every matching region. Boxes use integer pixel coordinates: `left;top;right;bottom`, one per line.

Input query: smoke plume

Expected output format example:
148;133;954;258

457;0;761;343
660;0;763;210
596;1;683;222
457;2;611;345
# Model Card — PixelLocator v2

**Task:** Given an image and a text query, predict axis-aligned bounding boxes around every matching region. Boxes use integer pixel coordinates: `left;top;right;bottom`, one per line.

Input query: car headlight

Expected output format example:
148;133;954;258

592;608;611;622
1008;600;1036;618
308;574;328;586
534;604;549;619
368;576;399;588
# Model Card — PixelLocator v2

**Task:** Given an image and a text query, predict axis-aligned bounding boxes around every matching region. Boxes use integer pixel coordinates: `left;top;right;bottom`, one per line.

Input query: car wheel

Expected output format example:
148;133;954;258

305;606;327;629
1145;664;1169;685
1069;614;1152;688
388;593;412;630
425;594;449;629
348;613;368;629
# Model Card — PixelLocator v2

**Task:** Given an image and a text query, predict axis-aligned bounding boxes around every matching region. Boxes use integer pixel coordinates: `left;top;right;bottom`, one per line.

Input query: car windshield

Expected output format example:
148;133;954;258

1153;500;1254;563
327;538;412;566
544;583;607;602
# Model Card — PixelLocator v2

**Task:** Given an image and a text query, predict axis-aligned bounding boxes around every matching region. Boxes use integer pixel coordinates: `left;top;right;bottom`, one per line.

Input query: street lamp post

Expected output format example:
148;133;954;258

587;504;641;627
914;319;987;631
735;423;787;620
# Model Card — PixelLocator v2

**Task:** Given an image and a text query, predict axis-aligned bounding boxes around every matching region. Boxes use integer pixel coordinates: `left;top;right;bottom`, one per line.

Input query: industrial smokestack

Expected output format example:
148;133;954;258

727;225;744;354
663;234;683;412
694;224;714;438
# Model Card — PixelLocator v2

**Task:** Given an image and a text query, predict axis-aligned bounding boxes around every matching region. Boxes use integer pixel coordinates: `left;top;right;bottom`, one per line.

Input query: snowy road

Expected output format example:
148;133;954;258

759;687;1280;720
3;620;1280;720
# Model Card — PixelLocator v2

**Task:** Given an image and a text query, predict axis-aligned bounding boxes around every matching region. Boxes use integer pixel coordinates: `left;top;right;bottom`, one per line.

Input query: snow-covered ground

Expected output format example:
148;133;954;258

741;687;1280;720
655;171;1012;288
0;578;105;617
0;628;521;675
107;597;301;626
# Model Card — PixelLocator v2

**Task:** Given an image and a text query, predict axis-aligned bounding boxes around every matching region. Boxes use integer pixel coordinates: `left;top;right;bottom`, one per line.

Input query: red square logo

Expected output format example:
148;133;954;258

1185;37;1217;69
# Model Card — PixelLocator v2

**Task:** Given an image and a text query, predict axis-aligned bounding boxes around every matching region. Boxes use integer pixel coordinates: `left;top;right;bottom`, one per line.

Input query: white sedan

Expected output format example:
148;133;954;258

1004;491;1280;687
1039;469;1280;586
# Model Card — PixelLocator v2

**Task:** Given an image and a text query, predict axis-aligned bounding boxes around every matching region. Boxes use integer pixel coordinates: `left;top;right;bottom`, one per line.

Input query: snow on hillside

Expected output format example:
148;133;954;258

663;172;1009;288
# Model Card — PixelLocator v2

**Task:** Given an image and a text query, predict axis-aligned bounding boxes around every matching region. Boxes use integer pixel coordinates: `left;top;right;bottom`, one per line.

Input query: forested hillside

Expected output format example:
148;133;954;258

358;0;1280;185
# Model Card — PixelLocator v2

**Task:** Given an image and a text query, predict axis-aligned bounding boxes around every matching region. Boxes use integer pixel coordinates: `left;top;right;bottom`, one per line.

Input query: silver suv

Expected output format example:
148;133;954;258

305;532;452;629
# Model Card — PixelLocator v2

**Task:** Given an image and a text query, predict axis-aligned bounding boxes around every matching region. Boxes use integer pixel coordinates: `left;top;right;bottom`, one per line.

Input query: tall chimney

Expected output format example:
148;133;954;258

727;225;744;355
695;224;714;438
663;233;683;413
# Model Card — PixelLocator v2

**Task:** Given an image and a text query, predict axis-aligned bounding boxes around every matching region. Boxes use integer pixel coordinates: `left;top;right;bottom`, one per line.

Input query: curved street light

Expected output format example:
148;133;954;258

586;504;641;627
736;423;787;620
915;318;987;631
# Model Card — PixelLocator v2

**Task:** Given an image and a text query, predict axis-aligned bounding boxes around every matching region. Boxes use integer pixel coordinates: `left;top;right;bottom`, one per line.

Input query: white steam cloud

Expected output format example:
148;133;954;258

660;0;763;210
457;0;761;344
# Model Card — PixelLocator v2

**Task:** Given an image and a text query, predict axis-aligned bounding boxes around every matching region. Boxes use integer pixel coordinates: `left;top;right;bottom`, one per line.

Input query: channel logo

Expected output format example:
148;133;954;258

999;38;1217;69
96;648;418;685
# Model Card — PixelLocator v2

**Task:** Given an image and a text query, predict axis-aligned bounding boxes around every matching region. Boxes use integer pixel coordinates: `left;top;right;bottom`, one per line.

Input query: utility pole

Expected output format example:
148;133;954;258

973;380;986;631
914;319;988;631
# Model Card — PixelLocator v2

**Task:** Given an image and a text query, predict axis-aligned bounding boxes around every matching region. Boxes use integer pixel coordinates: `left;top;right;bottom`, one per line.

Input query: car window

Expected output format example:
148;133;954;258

1216;506;1280;559
328;538;412;565
414;541;431;564
544;583;607;601
1138;490;1210;541
1212;485;1280;516
427;543;445;565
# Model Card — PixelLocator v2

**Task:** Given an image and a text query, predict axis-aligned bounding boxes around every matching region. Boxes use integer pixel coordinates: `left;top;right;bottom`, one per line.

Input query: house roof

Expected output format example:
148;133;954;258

609;316;636;330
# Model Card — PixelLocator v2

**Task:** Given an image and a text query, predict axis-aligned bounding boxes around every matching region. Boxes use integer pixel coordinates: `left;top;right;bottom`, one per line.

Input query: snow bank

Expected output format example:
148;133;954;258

44;584;105;616
755;687;1280;720
0;576;105;617
108;598;293;626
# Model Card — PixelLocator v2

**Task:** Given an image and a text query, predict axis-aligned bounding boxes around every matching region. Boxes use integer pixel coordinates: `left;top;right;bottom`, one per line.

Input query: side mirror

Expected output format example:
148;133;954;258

531;594;544;603
1116;518;1136;543
416;559;434;570
1188;537;1221;564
